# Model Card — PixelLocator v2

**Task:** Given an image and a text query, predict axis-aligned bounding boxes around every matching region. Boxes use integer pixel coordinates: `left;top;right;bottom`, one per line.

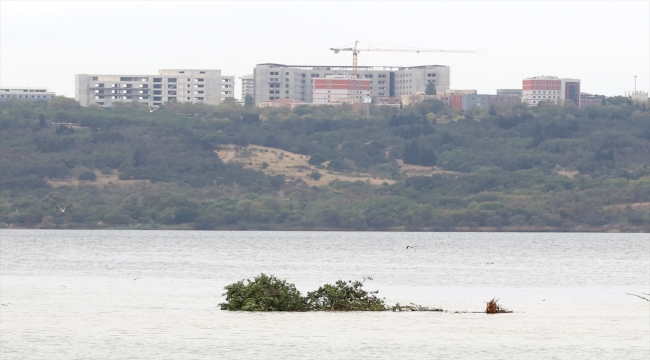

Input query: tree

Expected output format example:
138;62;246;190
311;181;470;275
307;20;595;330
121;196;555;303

308;171;322;180
78;171;97;182
244;94;254;107
308;153;326;165
425;82;437;95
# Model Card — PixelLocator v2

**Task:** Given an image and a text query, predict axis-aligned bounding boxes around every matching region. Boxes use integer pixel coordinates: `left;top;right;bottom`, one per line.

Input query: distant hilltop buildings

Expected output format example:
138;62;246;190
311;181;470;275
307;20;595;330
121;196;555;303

0;87;56;101
75;69;235;107
5;64;644;110
253;63;450;106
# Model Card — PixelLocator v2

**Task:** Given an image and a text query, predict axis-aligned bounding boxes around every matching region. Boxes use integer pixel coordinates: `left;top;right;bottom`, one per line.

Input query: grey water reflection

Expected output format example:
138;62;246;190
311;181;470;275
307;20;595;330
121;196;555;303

1;230;648;359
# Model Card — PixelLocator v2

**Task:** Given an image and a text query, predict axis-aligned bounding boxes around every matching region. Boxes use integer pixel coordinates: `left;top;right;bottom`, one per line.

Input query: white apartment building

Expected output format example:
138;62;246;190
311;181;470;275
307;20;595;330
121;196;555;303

75;69;234;107
0;87;56;101
253;63;450;105
522;76;581;107
313;75;371;104
239;74;254;100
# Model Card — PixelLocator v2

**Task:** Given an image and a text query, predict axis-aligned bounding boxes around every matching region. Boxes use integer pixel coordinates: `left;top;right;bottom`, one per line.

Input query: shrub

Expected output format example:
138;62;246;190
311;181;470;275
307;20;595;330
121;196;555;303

327;159;345;171
103;212;133;225
219;274;308;311
308;153;326;165
306;278;387;311
308;171;322;180
78;171;97;182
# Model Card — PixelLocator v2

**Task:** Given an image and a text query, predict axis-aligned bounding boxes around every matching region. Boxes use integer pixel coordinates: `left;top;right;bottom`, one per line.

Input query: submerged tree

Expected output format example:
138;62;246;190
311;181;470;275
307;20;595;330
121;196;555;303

219;273;308;311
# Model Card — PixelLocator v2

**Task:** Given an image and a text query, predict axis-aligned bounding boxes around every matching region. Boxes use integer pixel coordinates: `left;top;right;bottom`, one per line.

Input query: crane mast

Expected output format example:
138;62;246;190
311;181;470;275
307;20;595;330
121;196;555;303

331;41;476;76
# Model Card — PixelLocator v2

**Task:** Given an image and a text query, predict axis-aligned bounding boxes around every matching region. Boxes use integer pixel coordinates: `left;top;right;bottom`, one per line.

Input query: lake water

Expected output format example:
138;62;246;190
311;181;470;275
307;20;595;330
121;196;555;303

1;230;648;359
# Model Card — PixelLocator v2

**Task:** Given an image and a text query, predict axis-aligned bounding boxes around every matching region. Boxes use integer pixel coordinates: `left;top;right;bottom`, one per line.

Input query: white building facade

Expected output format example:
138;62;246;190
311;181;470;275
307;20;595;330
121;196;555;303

312;75;371;104
239;74;254;100
75;69;234;107
0;87;56;101
522;76;581;107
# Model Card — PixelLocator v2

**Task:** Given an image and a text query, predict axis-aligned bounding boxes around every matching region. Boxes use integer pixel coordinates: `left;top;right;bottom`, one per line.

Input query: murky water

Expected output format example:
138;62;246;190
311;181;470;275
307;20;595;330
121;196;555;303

1;230;648;359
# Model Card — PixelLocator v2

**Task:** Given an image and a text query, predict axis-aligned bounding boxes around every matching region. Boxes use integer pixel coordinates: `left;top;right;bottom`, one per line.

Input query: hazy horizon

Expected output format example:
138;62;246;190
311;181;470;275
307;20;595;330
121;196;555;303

1;1;648;99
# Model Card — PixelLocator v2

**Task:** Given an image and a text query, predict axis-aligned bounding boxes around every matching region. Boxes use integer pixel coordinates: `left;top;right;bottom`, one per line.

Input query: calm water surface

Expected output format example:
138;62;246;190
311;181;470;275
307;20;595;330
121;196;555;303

1;230;648;359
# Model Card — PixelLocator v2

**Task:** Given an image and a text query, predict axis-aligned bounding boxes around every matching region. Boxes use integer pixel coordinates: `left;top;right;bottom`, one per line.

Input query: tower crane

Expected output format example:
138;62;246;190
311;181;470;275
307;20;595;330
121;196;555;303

331;41;476;76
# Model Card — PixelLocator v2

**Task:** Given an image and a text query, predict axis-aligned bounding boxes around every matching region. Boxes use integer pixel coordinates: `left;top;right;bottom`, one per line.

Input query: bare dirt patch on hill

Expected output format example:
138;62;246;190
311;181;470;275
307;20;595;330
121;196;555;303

224;145;397;186
48;170;149;188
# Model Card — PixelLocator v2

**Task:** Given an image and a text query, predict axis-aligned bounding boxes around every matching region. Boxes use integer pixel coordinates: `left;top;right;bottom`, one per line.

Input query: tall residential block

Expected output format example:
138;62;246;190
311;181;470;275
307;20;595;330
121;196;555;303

253;63;450;105
521;76;581;107
0;87;56;101
75;69;234;107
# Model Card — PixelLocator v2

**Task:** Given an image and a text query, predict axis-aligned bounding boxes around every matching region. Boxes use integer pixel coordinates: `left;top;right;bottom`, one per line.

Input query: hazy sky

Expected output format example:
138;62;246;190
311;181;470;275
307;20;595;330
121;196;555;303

1;1;648;98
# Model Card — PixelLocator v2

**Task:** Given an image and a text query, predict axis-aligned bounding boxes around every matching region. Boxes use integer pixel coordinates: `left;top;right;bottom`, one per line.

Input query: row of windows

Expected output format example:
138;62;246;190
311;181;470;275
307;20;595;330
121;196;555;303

0;94;52;98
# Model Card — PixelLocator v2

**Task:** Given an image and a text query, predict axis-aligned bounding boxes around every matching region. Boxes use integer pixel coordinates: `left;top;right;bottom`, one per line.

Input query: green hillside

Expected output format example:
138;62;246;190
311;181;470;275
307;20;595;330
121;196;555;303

1;96;648;231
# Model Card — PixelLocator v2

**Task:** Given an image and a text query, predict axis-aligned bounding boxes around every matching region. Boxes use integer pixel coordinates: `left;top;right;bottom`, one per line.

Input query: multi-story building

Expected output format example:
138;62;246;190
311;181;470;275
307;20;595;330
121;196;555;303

75;69;234;107
521;76;581;107
253;63;450;105
497;89;522;97
313;75;371;104
0;87;56;101
239;74;254;101
448;93;520;111
580;93;605;108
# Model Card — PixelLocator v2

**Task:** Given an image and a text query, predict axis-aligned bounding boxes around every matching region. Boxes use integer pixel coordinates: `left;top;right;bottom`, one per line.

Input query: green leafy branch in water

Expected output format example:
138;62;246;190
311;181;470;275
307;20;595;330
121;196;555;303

391;303;444;312
306;277;387;311
220;274;441;312
219;274;309;311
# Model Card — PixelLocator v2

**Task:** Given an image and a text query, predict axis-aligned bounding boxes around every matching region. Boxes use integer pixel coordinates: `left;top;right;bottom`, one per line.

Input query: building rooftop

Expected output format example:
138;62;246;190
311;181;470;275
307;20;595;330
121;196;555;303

257;63;447;71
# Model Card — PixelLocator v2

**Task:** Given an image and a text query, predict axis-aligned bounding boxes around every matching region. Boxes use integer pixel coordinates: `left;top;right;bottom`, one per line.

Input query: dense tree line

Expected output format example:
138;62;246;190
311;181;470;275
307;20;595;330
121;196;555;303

0;96;648;231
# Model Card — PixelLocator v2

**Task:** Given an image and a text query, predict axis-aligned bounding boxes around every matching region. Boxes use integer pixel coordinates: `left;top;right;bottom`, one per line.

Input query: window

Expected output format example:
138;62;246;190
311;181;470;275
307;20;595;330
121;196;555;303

168;78;177;83
154;84;162;89
92;77;98;81
196;78;204;82
153;78;162;82
285;84;289;88
200;71;205;74
153;90;162;95
285;91;289;94
154;97;162;101
378;74;386;78
286;72;289;75
311;74;319;77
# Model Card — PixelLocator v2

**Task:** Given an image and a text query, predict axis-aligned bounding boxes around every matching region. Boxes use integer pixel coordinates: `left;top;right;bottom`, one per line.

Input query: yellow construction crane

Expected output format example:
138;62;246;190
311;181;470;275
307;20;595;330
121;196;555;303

331;41;476;76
